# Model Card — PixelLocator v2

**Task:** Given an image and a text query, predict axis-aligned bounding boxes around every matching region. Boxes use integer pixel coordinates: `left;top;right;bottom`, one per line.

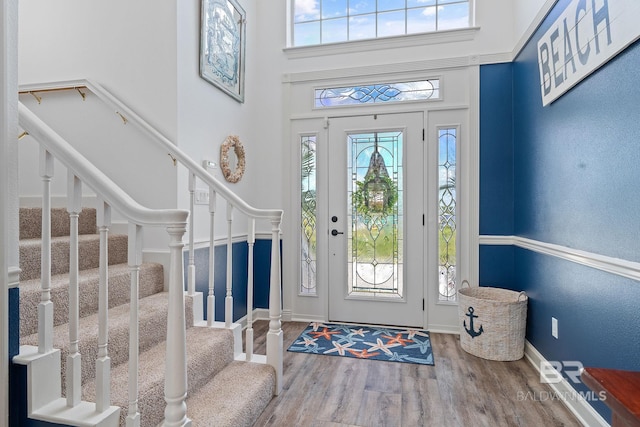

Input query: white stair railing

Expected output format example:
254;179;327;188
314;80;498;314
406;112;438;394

18;77;285;427
207;189;217;327
127;223;142;426
38;148;54;355
96;198;112;413
66;172;82;407
225;205;234;329
18;103;191;426
54;79;285;393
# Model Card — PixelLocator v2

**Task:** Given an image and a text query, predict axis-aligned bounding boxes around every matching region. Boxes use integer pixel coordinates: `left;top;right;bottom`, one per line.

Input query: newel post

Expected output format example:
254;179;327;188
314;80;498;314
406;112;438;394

266;215;283;395
163;223;191;427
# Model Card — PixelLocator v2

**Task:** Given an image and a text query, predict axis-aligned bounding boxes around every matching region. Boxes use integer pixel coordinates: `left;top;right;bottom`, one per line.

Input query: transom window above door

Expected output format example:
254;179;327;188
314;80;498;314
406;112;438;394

292;0;471;47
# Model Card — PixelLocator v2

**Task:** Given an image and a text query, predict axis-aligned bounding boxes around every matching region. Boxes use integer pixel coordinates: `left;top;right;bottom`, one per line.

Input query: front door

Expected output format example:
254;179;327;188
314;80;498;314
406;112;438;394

327;113;424;327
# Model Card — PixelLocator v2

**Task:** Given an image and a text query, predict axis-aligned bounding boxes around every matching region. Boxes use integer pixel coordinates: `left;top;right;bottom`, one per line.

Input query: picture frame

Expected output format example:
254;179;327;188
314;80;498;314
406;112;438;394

200;0;246;103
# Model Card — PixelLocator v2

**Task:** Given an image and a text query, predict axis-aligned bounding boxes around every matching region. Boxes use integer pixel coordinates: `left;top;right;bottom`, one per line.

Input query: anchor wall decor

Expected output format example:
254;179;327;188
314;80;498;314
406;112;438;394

463;306;484;338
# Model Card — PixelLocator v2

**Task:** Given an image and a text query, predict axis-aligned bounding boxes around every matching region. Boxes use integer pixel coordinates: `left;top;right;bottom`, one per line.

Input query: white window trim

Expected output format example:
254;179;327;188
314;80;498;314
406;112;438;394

284;27;480;59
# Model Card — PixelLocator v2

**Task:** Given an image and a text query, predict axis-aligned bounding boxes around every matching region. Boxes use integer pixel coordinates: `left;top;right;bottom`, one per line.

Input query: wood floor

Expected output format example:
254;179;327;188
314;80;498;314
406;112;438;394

249;321;582;427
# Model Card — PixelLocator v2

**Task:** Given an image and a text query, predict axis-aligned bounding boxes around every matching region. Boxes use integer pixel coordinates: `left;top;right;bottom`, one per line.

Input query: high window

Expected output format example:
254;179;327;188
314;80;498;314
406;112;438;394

292;0;471;47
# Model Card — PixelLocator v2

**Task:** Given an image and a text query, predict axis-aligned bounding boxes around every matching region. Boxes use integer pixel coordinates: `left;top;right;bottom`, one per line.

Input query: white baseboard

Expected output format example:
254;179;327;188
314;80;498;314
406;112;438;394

253;308;270;321
428;324;461;334
290;314;327;323
523;341;609;427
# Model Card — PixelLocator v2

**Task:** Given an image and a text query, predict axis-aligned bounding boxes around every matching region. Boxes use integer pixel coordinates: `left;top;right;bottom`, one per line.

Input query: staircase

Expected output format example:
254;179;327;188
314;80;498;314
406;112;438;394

13;80;284;426
17;206;275;426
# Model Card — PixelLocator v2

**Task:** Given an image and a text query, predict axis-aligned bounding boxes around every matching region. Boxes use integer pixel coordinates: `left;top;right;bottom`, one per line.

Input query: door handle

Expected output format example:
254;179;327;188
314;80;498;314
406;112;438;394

331;229;344;236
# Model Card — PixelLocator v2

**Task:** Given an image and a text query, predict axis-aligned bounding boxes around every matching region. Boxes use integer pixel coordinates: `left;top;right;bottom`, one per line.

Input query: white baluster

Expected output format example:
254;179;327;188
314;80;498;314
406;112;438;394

38;148;54;354
163;224;191;427
246;218;255;361
126;223;142;427
187;173;196;296
267;216;283;395
207;190;216;327
225;204;233;328
66;172;82;407
186;173;204;324
95;199;111;412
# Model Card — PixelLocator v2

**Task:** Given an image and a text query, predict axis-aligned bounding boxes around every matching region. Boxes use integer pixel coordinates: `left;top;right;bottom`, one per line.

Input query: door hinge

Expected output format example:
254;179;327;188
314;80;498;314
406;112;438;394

422;128;425;141
422;298;425;311
423;214;425;226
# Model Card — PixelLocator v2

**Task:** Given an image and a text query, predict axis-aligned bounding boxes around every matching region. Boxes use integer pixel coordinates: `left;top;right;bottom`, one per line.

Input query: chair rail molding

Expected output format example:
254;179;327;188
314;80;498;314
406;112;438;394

480;235;640;283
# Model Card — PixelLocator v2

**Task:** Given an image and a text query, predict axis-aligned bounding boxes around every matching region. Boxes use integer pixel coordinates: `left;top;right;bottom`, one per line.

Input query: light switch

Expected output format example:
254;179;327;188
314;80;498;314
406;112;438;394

194;189;209;205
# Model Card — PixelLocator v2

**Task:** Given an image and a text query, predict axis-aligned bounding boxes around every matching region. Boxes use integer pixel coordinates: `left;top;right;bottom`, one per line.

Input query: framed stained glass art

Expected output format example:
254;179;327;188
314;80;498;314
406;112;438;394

200;0;246;102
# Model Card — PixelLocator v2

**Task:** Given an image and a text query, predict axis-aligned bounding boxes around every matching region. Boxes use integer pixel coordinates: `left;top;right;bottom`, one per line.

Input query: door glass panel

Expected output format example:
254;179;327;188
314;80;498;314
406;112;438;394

438;127;457;301
301;135;317;295
347;131;403;299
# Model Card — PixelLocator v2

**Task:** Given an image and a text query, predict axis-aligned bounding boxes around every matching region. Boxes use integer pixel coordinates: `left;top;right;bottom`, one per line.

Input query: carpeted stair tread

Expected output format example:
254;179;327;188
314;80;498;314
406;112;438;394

21;292;194;388
83;326;235;427
187;360;276;427
19;262;165;337
19;233;129;281
19;207;97;240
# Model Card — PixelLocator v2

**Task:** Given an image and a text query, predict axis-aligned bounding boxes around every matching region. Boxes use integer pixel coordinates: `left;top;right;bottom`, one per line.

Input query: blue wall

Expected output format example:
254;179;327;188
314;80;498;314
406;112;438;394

480;63;514;237
479;63;516;289
480;0;640;422
183;239;274;323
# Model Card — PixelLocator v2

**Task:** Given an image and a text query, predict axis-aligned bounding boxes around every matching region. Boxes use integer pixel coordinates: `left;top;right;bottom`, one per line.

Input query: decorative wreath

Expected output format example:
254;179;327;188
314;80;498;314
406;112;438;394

220;135;246;183
352;176;398;218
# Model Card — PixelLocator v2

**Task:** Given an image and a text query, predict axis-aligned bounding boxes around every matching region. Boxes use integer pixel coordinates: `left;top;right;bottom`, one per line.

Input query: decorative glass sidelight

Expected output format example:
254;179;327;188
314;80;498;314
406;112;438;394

438;128;457;301
300;135;317;295
348;131;403;298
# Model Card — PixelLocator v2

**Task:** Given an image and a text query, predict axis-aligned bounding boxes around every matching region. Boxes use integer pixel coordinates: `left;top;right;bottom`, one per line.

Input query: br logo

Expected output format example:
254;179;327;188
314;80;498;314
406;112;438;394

540;360;584;384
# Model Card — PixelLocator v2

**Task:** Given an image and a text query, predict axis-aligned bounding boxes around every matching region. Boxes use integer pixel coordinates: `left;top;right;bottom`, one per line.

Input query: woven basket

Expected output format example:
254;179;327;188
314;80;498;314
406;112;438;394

458;285;528;361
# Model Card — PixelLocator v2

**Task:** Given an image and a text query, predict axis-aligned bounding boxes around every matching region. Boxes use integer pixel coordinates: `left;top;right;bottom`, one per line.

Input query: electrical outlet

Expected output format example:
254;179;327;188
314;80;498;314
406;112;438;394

552;317;558;339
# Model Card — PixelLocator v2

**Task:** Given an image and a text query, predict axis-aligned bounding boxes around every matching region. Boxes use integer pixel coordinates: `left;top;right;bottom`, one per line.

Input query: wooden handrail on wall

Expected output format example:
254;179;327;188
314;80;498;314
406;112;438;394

581;367;640;427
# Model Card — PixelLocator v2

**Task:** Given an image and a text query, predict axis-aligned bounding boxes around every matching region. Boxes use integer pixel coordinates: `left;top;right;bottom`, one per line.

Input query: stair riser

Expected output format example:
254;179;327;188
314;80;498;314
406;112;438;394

20;234;129;281
20;207;98;240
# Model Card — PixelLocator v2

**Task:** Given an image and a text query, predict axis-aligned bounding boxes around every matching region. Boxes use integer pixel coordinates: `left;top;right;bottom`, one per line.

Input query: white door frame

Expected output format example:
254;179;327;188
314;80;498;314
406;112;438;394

282;65;480;334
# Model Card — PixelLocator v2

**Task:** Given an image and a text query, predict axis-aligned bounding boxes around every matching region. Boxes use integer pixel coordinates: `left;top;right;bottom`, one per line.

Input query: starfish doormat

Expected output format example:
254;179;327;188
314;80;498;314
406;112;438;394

287;322;434;366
